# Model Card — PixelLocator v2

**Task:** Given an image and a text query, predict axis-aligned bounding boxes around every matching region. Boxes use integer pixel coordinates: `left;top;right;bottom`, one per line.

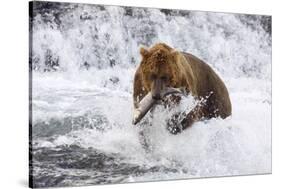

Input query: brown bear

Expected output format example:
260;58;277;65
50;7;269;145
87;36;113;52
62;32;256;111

133;43;232;134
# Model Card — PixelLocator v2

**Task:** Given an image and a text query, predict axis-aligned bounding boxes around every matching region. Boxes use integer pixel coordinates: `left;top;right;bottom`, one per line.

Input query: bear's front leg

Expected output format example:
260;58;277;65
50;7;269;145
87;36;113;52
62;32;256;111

166;114;183;134
166;105;202;135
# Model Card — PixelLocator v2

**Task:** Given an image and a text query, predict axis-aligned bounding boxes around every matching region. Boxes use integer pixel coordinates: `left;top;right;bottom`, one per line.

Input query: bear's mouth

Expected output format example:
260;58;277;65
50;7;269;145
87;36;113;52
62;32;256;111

132;87;183;125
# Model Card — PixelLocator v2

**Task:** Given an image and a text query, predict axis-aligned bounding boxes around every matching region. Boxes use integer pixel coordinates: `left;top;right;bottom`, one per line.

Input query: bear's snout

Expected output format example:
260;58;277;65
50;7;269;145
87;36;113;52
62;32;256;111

152;93;161;100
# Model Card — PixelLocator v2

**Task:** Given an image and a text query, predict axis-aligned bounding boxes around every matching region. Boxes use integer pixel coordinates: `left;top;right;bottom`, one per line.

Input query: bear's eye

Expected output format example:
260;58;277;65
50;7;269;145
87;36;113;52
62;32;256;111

160;76;168;81
150;74;157;80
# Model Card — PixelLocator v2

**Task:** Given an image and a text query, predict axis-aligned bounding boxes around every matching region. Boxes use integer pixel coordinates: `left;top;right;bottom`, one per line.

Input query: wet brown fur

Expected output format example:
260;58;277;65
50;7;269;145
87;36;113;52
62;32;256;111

133;43;232;132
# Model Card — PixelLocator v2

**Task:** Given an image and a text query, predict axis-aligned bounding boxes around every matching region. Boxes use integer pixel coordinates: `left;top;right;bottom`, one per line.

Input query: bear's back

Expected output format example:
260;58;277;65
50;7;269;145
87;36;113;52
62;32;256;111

182;52;232;118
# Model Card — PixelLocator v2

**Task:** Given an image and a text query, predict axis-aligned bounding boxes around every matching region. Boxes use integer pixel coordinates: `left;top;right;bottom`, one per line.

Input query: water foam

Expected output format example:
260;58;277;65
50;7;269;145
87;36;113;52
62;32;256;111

30;2;271;184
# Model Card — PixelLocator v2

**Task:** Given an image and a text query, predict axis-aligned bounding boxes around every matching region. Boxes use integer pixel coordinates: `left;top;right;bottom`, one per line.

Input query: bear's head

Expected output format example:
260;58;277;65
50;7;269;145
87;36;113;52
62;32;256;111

139;43;180;100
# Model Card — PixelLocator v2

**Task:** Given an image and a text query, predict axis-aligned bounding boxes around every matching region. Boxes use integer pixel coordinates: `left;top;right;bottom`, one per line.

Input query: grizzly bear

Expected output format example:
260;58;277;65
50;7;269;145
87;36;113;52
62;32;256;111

133;43;232;134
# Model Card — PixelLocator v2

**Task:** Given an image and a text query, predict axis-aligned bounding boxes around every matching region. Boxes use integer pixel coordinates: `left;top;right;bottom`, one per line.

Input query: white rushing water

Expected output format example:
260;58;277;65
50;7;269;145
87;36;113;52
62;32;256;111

30;2;271;187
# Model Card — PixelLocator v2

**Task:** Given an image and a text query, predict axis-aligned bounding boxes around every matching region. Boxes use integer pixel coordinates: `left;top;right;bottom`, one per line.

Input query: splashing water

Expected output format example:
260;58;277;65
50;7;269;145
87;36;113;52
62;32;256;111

30;2;271;188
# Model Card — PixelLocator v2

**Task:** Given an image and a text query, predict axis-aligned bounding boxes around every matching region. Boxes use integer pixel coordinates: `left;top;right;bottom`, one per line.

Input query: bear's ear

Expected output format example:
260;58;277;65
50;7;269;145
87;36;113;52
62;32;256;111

171;50;180;62
140;47;149;58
